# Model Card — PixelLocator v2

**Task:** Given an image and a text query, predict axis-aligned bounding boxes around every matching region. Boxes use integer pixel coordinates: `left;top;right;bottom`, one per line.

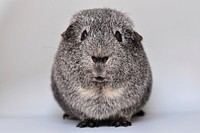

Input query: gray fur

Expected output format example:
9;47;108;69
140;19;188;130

51;8;152;123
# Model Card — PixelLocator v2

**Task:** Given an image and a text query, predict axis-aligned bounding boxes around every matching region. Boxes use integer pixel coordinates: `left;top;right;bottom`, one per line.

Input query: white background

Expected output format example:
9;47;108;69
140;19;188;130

0;0;200;132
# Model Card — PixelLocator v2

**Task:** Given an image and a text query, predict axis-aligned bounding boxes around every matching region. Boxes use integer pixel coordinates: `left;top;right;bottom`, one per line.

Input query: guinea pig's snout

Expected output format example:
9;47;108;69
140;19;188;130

91;55;109;82
92;64;107;82
91;56;109;63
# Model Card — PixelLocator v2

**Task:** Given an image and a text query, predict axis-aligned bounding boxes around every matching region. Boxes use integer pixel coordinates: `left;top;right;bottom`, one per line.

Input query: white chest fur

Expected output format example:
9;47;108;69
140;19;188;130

77;86;124;99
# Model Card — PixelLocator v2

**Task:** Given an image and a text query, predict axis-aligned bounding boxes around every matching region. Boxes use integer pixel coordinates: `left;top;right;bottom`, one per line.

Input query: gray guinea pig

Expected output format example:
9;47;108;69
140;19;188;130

51;8;152;128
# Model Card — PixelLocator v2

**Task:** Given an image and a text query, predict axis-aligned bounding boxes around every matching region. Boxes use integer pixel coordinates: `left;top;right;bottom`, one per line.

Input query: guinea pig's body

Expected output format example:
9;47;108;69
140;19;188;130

51;8;152;128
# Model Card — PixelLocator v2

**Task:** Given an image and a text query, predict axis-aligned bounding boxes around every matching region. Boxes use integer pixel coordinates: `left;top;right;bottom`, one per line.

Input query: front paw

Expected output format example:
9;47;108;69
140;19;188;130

109;118;132;127
77;120;99;128
63;113;69;119
134;110;145;117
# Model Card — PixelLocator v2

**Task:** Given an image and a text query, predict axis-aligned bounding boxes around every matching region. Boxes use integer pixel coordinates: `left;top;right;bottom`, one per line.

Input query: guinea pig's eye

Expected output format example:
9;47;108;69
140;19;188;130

81;30;88;41
115;31;122;42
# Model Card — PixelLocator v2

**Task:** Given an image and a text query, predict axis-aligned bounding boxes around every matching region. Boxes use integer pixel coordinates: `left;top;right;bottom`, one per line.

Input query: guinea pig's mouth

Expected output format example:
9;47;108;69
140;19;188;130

92;76;106;82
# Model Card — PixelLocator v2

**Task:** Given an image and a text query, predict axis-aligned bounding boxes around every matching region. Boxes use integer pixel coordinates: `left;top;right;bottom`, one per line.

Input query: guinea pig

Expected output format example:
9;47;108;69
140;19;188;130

51;8;152;128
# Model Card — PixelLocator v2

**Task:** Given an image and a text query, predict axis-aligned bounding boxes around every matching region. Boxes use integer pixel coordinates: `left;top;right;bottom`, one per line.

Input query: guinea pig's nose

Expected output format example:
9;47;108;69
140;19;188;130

91;56;109;63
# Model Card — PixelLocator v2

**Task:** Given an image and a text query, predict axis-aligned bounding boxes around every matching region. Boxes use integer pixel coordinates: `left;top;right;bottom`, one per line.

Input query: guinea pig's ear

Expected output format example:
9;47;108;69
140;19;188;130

61;23;76;40
133;31;143;44
61;31;66;38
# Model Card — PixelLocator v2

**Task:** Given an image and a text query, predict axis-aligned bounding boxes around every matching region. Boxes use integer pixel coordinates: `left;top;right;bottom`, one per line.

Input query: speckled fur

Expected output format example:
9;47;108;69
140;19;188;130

51;8;152;123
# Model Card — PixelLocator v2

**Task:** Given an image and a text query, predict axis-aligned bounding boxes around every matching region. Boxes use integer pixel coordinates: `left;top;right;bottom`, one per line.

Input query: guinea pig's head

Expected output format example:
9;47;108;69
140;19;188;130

60;8;143;88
